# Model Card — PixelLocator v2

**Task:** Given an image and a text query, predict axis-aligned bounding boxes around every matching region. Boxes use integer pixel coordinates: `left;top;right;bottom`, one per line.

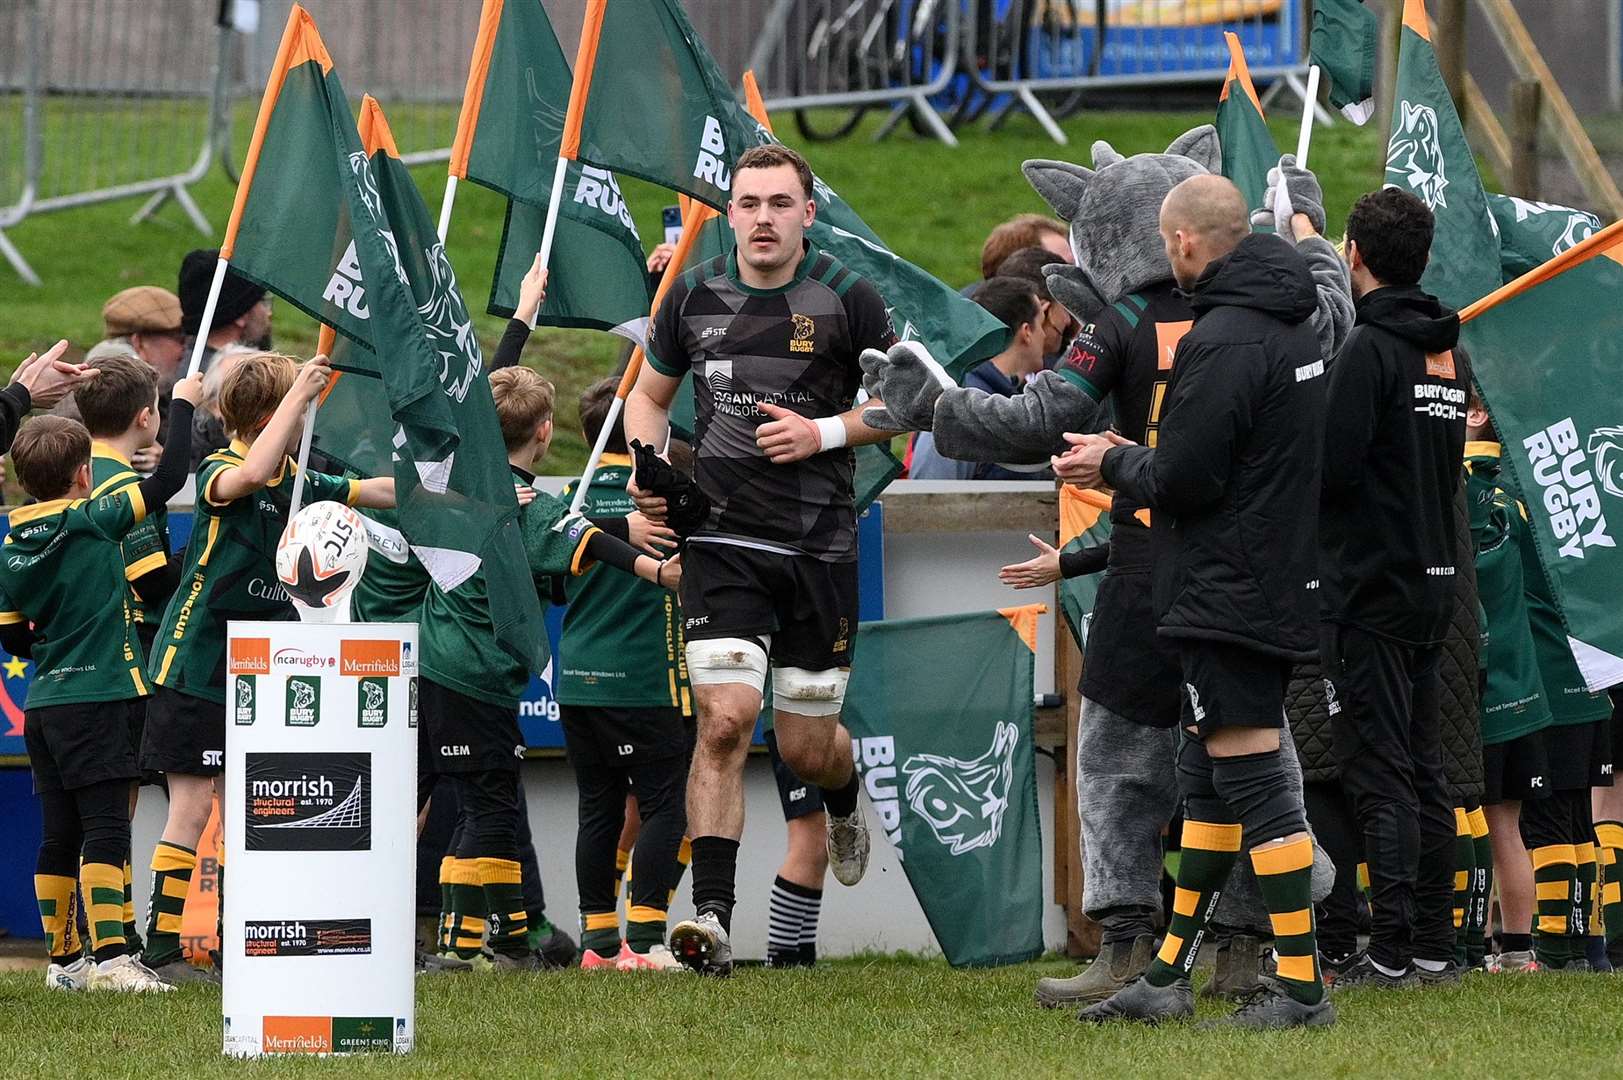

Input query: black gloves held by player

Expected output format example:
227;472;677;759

632;439;711;538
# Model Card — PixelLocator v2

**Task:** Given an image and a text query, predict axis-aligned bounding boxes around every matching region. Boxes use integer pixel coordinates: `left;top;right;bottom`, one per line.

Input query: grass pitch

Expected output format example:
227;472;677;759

1;957;1620;1078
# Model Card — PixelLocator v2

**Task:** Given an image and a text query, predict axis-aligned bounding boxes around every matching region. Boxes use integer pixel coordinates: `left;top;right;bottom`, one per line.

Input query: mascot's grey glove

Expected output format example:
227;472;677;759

1250;153;1327;239
859;340;949;432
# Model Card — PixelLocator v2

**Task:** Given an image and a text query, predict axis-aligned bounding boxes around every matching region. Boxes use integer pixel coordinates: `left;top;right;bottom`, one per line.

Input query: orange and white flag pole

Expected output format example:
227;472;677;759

441;0;506;243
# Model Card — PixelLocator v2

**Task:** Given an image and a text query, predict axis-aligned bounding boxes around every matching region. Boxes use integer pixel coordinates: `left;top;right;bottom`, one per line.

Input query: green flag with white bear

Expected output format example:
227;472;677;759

1384;0;1501;312
843;607;1045;968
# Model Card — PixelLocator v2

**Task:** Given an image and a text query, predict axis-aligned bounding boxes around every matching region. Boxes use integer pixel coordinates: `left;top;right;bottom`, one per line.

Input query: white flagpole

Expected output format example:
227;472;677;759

436;174;459;243
1295;65;1322;167
528;155;572;330
183;257;231;378
286;399;319;521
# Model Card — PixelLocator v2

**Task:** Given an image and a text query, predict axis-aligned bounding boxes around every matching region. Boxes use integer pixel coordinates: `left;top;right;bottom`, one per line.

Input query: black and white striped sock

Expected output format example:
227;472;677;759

768;875;822;967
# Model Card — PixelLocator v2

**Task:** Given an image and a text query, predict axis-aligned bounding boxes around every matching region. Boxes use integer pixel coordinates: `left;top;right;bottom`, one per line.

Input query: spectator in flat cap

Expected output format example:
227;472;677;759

178;249;272;374
84;286;188;454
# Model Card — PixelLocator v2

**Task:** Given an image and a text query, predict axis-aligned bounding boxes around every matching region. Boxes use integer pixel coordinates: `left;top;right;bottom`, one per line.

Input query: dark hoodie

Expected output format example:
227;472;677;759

1103;232;1325;660
1319;285;1465;646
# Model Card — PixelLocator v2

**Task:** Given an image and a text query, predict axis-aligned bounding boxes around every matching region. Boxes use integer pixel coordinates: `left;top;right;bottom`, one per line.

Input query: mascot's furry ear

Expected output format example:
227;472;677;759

1044;264;1107;324
1165;124;1221;173
1090;140;1126;169
1021;159;1093;220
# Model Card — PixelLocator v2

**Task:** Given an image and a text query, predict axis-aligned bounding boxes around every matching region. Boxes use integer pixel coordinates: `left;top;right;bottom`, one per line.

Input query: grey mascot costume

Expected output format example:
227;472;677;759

864;127;1353;1004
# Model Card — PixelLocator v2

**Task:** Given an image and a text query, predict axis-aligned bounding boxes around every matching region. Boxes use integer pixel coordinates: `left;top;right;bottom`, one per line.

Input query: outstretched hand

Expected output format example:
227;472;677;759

11;340;95;408
999;533;1062;589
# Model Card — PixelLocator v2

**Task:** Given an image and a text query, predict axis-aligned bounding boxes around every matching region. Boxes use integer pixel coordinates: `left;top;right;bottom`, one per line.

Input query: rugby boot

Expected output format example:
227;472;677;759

529;922;579;970
147;957;220;986
488;950;543;972
579;944;624;970
1201;976;1335;1030
1035;934;1155;1008
88;953;175;993
44;956;93;991
618;943;690;972
1484;949;1540;974
1199;933;1266;1000
1076;975;1194;1025
669;911;734;976
1330;952;1417;990
827;805;871;886
1416;960;1462;987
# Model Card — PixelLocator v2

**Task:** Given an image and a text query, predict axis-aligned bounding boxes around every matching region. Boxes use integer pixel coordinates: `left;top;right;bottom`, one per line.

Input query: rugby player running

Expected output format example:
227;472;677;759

624;144;899;974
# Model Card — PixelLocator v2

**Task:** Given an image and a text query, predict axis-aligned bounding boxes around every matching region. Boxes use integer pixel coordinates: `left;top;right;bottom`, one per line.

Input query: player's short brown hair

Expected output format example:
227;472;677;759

11;415;92;501
980;213;1067;278
219;352;297;438
490;367;555;452
578;377;627;456
73;353;159;438
735;144;815;201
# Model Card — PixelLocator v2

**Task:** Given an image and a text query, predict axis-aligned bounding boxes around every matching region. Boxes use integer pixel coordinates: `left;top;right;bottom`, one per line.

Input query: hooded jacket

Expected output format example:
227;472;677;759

1319;286;1467;646
1102;232;1325;660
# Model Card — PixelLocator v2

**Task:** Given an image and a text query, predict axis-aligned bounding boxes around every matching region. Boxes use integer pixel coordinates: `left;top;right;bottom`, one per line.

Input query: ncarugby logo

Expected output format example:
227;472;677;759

901;722;1019;856
1386;101;1449;210
1589;427;1623;498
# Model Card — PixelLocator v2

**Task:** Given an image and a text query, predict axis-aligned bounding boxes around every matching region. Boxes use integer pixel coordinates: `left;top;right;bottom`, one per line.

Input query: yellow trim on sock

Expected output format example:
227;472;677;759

1538;915;1569;934
1453;908;1465;928
1181;820;1242;853
458;915;486;933
160;875;191;900
1577;842;1597;866
1454;807;1471;835
615;849;631;872
34;873;75;951
627;905;667;924
1275;954;1317;983
677;837;693;864
150;842;197;874
448;858;482;886
437;856;456;884
1536;880;1571;902
1532;844;1579;871
121;861;135;922
1604;883;1621;905
1357;862;1370;890
1157;933;1185;965
1454;871;1471;891
156;912;184;933
1269;907;1313;938
1250;836;1313;877
583;912;620;931
474;857;522;886
1467;807;1489;839
1596;822;1623;850
1172;887;1200;918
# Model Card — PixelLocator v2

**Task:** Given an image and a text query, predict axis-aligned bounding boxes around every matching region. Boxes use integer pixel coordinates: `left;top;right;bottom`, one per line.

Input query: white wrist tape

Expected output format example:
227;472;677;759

813;415;848;451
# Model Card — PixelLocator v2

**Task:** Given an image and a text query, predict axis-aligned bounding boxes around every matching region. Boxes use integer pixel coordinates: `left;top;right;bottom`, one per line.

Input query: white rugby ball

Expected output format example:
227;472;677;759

276;501;368;610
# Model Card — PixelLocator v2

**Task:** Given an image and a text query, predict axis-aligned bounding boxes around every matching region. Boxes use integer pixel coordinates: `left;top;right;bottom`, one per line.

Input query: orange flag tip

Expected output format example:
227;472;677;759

1402;0;1432;40
357;94;402;159
996;604;1047;654
286;3;335;74
1219;30;1262;115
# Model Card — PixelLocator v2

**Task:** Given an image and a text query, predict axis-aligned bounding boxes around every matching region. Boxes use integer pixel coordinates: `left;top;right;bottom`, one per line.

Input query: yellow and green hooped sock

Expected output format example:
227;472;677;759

1453;808;1474;965
445;858;487;959
1144;821;1241;987
477;857;528;958
121;860;143;953
1596;821;1623;950
626;905;668;954
1466;808;1492;967
1251;836;1325;1005
35;873;77;961
81;862;129;961
581;910;621;957
1531;843;1579;967
143;841;196;967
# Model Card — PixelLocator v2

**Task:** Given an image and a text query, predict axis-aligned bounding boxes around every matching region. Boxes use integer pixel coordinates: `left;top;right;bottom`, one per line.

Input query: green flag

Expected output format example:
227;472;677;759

449;0;650;337
222;6;544;669
563;0;1006;381
1460;221;1623;691
843;607;1046;968
1057;485;1114;650
1312;0;1378;124
1488;193;1603;282
1384;0;1501;312
1216;32;1279;220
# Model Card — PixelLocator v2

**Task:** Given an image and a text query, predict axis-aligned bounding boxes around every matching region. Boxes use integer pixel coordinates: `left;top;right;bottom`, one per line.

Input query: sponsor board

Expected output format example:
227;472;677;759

245;752;370;851
243;918;372;958
259;1015;396;1055
229;637;270;676
273;646;337;672
341;639;400;677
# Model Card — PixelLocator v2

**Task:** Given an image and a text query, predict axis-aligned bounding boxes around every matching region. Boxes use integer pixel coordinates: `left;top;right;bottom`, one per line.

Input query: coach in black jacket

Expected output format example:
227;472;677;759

1056;175;1333;1030
1317;188;1468;988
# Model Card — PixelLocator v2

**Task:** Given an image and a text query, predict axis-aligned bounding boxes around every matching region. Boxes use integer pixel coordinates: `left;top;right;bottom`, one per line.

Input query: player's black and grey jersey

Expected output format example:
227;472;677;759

647;244;896;562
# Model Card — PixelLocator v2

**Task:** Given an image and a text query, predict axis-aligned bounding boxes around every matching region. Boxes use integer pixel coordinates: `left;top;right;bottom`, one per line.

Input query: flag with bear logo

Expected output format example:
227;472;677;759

558;0;1006;381
448;0;651;337
1488;194;1603;282
843;606;1045;968
223;5;544;670
1460;219;1623;691
1384;0;1501;312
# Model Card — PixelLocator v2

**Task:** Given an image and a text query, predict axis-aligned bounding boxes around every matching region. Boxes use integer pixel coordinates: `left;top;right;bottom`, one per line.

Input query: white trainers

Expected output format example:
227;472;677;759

45;956;93;991
827;804;871;886
668;912;733;976
617;943;690;972
88;953;175;993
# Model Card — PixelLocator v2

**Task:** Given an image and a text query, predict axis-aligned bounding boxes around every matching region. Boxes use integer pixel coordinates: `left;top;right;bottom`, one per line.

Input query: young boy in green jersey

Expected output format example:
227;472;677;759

139;353;394;983
420;366;678;971
1;371;199;991
72;353;181;954
558;378;691;971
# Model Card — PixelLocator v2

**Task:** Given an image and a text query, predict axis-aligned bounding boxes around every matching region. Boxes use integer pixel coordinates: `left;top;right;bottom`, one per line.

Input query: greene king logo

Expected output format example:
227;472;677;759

234;676;256;726
1386;100;1449;210
1523;418;1616;559
286;676;321;727
358;678;388;728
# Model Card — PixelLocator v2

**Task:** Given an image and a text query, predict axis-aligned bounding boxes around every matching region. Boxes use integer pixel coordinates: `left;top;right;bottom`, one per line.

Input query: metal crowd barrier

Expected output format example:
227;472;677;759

960;0;1316;144
747;0;966;146
0;0;228;286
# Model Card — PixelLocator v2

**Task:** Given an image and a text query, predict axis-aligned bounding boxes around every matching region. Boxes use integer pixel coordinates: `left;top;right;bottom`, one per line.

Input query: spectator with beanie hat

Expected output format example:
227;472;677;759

177;249;272;373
